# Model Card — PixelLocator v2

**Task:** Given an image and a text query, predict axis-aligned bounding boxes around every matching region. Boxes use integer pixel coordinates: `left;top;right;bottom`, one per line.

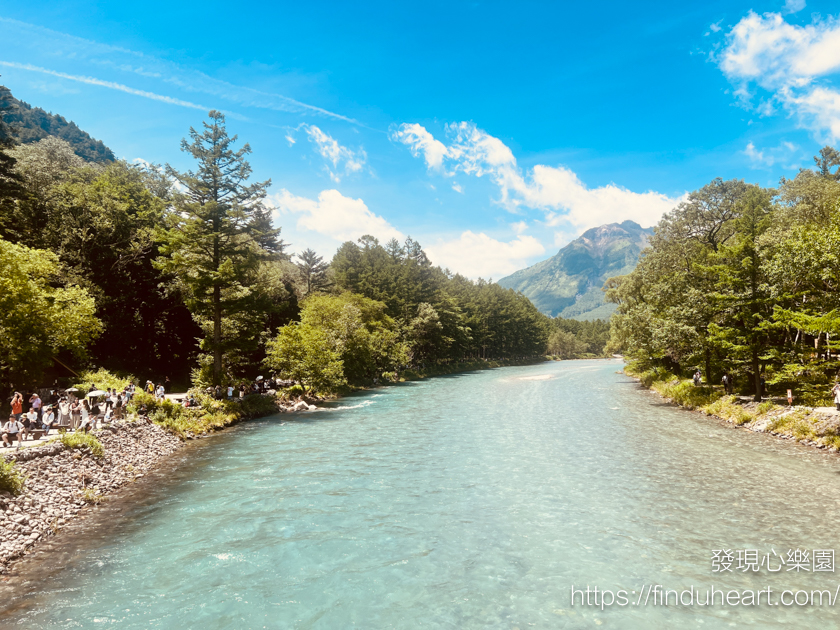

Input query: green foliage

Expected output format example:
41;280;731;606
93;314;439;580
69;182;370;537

608;158;840;404
651;378;723;410
79;488;107;504
144;390;278;438
300;293;408;382
0;458;25;495
0;142;201;382
264;322;346;394
73;368;135;393
702;396;755;425
54;432;104;457
295;248;331;296
0;237;101;391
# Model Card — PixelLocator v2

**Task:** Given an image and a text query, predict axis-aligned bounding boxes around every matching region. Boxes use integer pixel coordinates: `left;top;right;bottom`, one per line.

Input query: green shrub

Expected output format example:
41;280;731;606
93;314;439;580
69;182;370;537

625;362;672;388
703;396;756;425
53;432;104;457
79;487;106;504
0;458;25;495
756;401;780;416
652;379;723;410
73;368;135;393
285;384;305;398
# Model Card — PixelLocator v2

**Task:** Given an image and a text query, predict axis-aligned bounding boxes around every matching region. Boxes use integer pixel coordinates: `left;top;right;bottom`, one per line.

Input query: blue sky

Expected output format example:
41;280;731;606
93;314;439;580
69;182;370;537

2;0;840;278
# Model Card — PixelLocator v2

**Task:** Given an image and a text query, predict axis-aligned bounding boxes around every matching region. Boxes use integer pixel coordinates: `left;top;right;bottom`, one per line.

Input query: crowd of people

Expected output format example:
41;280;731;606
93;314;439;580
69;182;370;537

3;375;289;449
208;377;288;401
1;380;154;449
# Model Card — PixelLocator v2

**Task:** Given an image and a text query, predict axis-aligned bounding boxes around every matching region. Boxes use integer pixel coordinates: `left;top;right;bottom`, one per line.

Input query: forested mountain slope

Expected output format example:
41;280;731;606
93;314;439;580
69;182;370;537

498;220;652;320
0;86;114;162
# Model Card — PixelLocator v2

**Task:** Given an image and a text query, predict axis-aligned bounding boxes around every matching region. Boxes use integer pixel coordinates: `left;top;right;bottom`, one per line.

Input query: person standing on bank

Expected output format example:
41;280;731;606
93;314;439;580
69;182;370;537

833;382;840;411
10;392;23;421
29;392;42;423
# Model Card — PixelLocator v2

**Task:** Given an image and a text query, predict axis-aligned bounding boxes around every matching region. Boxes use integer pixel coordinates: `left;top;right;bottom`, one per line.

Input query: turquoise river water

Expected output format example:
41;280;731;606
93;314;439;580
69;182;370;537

3;359;840;628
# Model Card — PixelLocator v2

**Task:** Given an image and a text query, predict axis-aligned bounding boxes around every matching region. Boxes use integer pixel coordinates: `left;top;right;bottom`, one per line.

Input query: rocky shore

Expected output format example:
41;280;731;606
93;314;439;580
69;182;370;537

0;421;182;575
0;396;318;576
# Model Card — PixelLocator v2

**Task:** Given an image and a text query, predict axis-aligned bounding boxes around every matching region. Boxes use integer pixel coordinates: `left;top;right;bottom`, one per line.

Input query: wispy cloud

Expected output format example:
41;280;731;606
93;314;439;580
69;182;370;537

743;140;799;168
782;0;806;15
0;16;357;123
718;11;840;140
392;121;682;229
0;60;209;110
285;124;367;182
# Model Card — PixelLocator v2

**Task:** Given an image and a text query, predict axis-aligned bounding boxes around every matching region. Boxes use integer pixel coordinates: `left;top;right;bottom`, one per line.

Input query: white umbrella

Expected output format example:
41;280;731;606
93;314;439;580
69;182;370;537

65;387;80;392
87;390;107;397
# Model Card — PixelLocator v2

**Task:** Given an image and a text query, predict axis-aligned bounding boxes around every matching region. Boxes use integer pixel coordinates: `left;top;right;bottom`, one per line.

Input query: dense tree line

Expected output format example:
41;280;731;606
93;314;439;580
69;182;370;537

548;318;610;359
331;236;550;361
606;148;840;404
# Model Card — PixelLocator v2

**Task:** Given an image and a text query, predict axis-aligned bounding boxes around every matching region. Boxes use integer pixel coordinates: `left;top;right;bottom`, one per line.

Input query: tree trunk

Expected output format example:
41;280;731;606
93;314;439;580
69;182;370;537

704;346;712;388
752;350;761;402
214;284;222;385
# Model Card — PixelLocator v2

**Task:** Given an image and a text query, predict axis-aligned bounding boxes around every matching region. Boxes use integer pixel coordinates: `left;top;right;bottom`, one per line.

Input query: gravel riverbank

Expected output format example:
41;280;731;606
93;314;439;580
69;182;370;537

0;422;182;575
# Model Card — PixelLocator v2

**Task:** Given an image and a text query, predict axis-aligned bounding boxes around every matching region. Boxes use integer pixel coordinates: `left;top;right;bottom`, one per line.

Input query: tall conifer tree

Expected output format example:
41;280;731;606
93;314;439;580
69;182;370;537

158;110;278;384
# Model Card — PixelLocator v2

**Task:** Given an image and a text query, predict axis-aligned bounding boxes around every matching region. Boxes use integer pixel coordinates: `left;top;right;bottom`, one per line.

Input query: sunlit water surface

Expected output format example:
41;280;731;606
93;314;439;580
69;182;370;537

3;360;840;628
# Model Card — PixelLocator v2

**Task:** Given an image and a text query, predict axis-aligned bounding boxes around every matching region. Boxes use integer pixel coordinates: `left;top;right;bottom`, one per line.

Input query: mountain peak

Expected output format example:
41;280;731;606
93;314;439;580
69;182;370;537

497;220;652;320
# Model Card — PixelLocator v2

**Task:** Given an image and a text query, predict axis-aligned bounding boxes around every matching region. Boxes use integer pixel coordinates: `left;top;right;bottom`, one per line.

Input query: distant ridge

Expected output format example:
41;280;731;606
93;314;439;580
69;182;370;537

497;220;653;320
0;85;115;162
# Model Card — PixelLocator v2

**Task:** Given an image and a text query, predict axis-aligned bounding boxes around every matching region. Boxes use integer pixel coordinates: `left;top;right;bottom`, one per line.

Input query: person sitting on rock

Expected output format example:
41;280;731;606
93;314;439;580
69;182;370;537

2;416;23;448
41;406;56;436
22;408;37;440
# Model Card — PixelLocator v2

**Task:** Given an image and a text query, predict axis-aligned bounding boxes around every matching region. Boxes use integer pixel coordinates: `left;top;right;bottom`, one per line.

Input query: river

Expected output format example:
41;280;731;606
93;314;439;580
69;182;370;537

2;359;840;628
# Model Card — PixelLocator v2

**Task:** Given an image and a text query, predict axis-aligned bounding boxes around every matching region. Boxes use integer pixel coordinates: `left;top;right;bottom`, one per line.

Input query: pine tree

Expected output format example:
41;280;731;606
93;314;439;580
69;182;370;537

157;110;276;385
295;248;331;296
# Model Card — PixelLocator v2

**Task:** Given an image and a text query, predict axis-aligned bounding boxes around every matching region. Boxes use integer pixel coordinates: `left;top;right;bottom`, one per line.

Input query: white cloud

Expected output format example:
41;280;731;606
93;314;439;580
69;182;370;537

782;0;806;15
719;11;840;140
451;182;463;193
743;140;799;167
389;123;449;170
392;121;682;229
285;125;367;182
425;231;545;280
511;221;528;235
271;189;402;247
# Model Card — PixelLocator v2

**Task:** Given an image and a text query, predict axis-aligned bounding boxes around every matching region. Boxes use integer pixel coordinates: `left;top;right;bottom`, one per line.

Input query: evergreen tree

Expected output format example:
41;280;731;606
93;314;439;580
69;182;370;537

158;110;276;385
295;248;331;296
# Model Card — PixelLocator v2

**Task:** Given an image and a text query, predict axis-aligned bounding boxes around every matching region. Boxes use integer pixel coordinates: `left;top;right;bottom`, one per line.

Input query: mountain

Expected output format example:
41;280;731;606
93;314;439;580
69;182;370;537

497;220;653;320
0;86;114;162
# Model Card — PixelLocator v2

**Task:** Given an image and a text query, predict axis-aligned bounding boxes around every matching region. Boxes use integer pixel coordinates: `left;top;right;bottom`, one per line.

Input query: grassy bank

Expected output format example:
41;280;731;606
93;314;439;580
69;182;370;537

624;362;840;450
129;391;280;439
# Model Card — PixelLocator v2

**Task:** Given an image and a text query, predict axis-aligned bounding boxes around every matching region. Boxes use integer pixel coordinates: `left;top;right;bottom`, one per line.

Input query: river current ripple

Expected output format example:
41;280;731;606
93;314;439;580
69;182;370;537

2;359;840;628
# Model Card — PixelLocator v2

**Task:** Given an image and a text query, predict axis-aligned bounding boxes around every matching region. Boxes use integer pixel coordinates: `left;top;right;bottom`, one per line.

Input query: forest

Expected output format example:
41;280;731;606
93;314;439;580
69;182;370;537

0;86;607;398
605;150;840;405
